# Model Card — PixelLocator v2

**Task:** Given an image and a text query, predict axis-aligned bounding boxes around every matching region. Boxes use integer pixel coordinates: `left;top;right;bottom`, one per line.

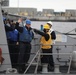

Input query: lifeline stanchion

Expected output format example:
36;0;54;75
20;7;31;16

67;45;75;74
67;53;73;73
24;49;40;74
34;49;41;74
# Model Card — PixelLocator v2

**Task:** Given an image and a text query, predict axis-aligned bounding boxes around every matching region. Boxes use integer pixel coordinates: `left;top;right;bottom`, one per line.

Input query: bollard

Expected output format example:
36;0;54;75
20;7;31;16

54;64;60;73
41;64;48;73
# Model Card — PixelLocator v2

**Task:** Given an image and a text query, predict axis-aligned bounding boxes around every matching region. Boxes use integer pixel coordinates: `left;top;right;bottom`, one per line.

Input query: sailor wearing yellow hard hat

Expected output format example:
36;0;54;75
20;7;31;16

33;24;54;71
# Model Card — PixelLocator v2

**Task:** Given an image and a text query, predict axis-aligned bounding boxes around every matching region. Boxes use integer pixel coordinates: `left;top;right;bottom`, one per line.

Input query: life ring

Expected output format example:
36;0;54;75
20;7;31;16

6;68;17;74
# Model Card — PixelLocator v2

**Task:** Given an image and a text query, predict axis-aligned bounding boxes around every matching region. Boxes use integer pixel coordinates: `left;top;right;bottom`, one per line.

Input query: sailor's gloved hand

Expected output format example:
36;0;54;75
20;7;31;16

28;27;32;31
32;28;38;34
32;28;36;32
30;27;32;30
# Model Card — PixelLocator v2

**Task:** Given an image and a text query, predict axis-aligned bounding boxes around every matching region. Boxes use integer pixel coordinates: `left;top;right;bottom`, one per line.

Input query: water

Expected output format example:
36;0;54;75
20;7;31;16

31;21;76;33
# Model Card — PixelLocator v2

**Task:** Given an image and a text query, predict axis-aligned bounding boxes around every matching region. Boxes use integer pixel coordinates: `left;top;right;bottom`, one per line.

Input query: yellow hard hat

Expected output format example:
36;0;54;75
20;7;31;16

43;24;50;29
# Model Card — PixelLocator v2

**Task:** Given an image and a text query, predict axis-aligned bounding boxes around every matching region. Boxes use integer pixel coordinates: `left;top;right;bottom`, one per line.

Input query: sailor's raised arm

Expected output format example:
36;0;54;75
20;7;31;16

15;18;23;33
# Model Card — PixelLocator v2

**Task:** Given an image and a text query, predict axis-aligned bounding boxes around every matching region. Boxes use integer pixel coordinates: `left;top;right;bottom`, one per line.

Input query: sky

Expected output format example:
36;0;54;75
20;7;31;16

9;0;76;12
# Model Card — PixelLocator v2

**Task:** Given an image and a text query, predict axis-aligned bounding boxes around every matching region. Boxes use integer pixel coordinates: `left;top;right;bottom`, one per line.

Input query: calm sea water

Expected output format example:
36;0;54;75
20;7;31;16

31;21;76;33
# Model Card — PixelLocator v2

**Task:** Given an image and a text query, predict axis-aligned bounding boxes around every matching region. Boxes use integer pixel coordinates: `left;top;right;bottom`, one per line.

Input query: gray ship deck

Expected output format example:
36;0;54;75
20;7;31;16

0;65;76;75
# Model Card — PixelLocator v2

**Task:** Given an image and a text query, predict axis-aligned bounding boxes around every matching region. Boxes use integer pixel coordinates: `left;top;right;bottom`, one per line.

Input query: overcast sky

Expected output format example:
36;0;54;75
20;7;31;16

9;0;76;12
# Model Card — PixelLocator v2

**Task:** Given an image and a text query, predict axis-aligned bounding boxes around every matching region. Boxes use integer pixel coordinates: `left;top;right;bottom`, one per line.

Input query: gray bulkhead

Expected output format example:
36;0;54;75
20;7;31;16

0;2;11;71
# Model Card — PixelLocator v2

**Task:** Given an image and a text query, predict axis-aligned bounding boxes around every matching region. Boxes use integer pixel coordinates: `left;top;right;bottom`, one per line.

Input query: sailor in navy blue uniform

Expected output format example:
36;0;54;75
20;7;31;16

16;19;34;73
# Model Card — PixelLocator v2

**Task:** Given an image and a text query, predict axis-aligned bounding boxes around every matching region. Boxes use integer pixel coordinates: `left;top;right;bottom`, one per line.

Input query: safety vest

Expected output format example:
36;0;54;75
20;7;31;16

19;27;33;42
40;32;52;49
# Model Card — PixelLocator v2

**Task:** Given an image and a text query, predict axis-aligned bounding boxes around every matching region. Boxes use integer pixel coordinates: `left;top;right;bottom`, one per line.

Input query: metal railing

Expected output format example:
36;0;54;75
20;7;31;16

0;43;76;74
